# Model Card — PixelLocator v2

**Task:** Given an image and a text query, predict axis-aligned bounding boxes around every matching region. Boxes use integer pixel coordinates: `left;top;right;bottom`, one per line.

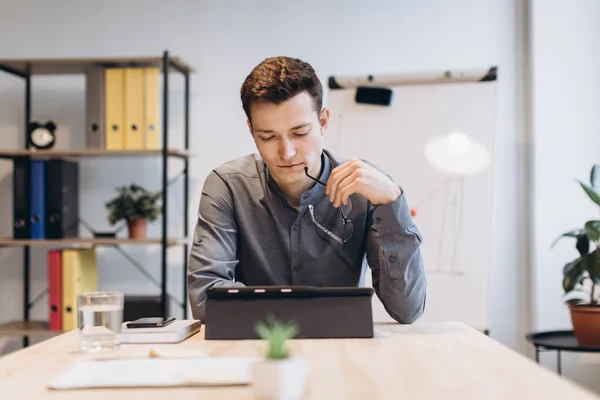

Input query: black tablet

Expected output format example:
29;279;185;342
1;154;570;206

204;285;375;339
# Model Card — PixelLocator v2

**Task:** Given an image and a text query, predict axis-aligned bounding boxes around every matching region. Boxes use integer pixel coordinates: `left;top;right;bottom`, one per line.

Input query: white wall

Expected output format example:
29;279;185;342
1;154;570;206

0;0;530;353
5;0;596;389
0;0;522;338
530;0;600;391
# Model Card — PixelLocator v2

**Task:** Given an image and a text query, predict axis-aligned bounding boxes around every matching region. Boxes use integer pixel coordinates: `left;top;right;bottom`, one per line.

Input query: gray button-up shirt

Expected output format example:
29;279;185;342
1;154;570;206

188;149;427;323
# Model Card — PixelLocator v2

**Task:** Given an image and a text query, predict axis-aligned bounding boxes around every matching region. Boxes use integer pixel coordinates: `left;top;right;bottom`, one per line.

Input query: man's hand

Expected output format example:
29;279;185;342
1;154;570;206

326;158;402;207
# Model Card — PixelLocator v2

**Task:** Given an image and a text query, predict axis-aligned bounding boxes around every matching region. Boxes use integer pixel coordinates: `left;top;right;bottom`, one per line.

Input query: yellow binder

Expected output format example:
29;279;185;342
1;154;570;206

61;248;98;331
124;68;145;150
104;68;125;150
143;67;160;150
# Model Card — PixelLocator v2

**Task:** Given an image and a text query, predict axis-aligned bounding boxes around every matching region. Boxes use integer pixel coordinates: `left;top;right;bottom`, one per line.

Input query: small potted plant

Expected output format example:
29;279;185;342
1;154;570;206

252;314;307;400
105;184;161;239
552;164;600;346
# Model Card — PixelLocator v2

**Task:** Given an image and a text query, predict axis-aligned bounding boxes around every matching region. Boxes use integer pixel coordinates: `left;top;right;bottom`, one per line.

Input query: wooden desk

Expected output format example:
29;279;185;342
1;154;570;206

0;322;598;399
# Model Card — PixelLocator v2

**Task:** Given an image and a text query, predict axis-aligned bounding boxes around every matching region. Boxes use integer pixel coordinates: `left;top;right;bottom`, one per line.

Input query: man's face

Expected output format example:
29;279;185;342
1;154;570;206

248;91;329;191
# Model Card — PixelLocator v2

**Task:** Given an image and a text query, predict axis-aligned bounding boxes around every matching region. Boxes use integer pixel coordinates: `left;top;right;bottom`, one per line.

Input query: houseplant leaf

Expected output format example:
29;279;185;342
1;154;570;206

588;249;600;286
564;259;582;276
255;322;273;341
584;220;600;241
563;260;585;292
551;229;584;248
254;314;299;360
105;184;162;225
591;164;600;188
563;289;590;305
578;180;600;207
575;232;591;255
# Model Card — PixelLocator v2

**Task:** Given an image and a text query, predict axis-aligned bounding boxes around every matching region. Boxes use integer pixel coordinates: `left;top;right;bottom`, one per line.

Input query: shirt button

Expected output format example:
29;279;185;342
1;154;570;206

293;265;301;271
375;217;382;224
293;224;299;231
388;256;396;263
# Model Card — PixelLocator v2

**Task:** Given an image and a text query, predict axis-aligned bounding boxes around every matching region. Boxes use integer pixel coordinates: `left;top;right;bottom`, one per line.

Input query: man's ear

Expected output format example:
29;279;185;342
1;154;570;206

246;118;253;135
319;107;330;135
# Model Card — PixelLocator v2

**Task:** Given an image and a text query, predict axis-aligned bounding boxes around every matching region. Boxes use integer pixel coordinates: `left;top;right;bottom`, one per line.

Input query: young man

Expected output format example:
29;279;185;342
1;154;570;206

187;56;426;323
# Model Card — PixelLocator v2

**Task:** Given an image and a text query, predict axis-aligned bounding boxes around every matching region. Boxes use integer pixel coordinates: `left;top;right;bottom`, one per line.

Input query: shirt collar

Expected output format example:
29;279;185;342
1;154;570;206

303;151;331;203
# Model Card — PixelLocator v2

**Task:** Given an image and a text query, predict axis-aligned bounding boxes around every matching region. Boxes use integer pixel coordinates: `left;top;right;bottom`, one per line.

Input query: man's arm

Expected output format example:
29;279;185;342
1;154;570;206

187;170;244;321
364;190;427;324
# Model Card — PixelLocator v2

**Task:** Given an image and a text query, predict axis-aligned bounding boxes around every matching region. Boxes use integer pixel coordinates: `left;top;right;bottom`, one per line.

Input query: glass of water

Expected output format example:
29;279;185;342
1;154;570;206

77;291;124;352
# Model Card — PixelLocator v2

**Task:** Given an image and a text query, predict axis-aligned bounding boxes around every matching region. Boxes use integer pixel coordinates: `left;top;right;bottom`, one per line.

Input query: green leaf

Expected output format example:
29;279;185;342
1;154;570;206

578;180;600;207
255;322;273;341
576;232;591;255
588;249;600;285
105;184;162;225
585;221;600;241
591;164;600;188
254;314;299;359
564;289;589;305
563;260;585;292
551;229;584;248
564;259;582;276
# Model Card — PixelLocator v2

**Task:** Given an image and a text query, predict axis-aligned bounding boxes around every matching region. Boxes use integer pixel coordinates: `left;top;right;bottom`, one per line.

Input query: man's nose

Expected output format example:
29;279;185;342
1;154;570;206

279;139;296;160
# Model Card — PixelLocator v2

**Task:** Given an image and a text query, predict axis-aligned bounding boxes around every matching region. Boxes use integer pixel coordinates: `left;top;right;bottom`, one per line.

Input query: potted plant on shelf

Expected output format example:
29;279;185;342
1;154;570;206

552;164;600;346
252;314;307;400
105;184;161;240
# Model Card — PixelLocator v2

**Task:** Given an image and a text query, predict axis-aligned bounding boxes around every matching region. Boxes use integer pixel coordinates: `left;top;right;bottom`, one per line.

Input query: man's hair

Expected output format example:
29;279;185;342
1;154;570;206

240;56;323;123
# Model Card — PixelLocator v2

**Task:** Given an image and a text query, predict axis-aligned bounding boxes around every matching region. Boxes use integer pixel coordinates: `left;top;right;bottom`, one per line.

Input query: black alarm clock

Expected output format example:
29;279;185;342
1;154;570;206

28;120;56;150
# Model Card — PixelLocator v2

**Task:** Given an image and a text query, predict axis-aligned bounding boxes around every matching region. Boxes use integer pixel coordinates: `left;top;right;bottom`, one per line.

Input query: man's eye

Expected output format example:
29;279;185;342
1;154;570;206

294;131;308;137
261;136;274;141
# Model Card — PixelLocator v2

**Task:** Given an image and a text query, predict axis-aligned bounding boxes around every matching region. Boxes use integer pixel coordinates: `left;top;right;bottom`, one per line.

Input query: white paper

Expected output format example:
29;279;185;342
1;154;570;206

47;357;259;389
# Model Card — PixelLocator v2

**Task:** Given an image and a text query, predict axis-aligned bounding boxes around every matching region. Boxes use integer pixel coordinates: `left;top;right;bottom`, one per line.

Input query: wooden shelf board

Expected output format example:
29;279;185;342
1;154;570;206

0;238;188;248
0;320;59;337
0;55;194;76
0;148;192;160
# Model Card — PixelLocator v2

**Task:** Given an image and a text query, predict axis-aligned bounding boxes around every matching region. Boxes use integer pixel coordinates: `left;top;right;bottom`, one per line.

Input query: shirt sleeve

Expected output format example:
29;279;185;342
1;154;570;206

187;170;245;321
364;187;427;323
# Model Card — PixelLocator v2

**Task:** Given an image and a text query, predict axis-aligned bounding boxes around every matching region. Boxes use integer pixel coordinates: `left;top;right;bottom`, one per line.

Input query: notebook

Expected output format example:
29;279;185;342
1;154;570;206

47;357;258;389
120;319;202;343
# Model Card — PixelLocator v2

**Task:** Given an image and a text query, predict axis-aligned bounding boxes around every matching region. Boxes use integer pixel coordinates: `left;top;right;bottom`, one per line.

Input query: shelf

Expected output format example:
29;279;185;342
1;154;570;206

0;320;60;337
0;55;194;76
0;148;192;160
0;238;188;248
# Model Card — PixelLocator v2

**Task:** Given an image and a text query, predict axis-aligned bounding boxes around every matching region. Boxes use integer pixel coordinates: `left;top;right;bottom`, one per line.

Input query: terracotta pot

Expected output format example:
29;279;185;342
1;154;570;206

569;304;600;346
127;218;147;239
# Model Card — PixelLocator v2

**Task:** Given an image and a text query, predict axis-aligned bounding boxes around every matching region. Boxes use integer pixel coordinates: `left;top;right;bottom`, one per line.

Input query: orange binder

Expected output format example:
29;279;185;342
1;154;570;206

104;68;125;150
143;67;160;149
61;248;98;331
124;68;145;150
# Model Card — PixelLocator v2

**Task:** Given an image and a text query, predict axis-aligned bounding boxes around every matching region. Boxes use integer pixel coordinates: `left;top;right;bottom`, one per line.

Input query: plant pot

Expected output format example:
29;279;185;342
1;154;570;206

252;357;307;400
127;218;147;239
569;304;600;346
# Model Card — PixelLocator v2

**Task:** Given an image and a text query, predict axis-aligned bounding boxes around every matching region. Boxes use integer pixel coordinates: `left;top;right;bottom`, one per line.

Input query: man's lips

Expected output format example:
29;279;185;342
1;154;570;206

278;163;303;168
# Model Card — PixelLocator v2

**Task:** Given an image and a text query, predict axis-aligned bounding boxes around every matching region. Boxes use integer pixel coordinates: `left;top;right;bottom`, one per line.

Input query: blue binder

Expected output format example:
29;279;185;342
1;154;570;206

29;159;45;239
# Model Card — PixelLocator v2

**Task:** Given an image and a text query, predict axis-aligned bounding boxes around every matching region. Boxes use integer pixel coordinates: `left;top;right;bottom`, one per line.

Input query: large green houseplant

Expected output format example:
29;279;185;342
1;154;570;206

105;184;161;239
552;164;600;346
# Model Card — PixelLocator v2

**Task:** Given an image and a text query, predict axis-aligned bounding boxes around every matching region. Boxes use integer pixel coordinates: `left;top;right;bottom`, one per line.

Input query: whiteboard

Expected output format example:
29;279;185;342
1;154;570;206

325;68;498;331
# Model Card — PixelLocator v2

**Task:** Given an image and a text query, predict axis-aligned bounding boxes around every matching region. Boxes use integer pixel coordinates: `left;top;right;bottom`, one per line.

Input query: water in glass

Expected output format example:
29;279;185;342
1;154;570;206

78;292;123;352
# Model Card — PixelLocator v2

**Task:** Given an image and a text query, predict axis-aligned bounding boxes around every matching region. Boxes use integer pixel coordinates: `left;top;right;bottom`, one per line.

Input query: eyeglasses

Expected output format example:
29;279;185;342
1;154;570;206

305;167;354;244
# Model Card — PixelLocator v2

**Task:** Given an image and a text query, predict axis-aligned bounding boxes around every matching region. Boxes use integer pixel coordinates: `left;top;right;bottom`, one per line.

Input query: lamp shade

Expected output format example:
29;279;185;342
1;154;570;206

423;132;491;176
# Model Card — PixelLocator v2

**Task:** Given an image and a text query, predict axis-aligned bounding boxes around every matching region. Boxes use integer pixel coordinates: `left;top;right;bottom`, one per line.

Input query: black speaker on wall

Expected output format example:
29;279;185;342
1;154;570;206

355;86;393;106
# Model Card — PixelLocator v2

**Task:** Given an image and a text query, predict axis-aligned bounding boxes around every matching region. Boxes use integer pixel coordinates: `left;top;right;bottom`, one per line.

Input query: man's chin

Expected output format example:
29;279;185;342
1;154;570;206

272;172;304;187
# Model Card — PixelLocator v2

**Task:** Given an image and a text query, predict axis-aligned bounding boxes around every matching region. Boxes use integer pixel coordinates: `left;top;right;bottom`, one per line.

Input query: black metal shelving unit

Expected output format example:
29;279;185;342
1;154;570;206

0;50;193;347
